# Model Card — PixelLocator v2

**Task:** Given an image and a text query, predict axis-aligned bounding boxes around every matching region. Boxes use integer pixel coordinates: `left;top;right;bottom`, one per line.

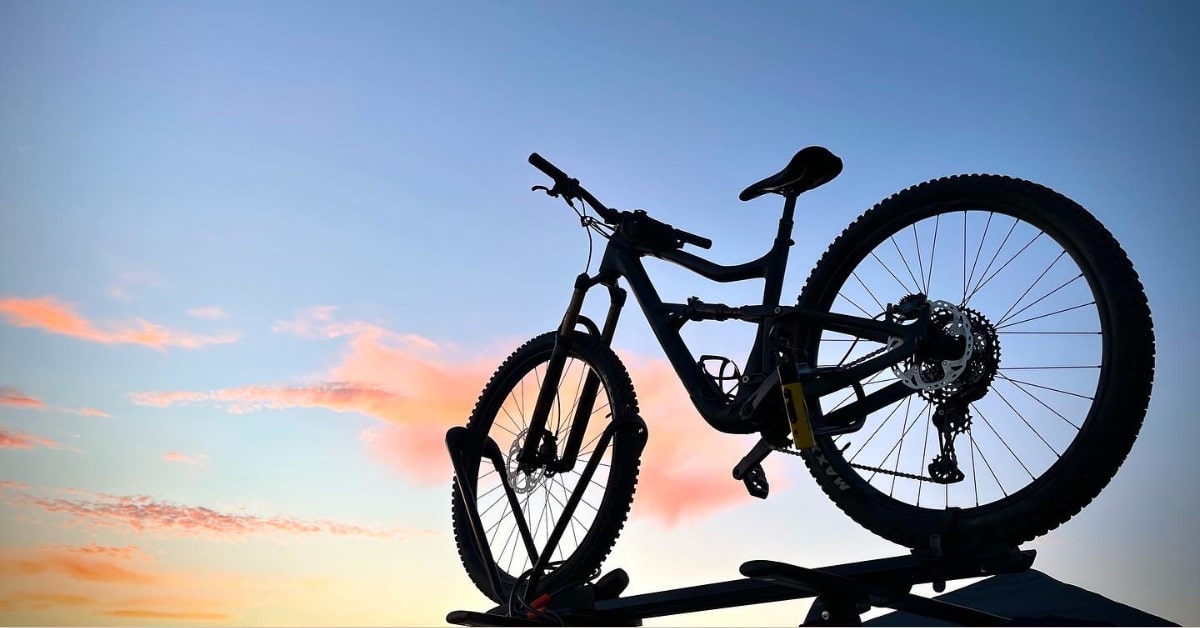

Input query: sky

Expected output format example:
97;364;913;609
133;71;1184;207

1;1;1198;625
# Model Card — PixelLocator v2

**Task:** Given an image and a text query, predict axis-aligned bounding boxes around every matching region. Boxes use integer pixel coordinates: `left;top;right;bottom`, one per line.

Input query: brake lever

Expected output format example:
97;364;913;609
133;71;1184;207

531;184;556;196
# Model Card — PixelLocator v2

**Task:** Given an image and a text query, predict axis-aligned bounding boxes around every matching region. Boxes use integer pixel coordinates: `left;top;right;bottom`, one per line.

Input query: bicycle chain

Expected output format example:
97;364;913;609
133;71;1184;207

771;445;937;482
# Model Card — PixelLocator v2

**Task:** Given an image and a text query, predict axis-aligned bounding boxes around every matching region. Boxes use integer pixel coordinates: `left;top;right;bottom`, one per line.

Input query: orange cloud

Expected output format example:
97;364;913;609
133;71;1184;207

162;451;205;465
75;407;110;418
0;296;240;350
5;487;432;540
0;428;79;452
0;591;97;611
0;544;159;585
0;387;44;409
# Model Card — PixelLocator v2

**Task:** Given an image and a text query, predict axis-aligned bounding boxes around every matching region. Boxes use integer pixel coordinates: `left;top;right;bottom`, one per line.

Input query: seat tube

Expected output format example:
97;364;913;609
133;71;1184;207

517;273;592;471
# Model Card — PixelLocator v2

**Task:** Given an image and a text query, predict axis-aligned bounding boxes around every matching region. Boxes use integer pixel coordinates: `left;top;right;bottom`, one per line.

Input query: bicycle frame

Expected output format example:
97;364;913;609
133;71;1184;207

519;196;928;475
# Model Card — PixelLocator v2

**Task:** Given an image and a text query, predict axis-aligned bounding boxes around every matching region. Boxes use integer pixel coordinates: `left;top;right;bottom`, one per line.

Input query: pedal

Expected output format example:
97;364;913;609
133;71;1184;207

742;463;770;499
594;568;630;600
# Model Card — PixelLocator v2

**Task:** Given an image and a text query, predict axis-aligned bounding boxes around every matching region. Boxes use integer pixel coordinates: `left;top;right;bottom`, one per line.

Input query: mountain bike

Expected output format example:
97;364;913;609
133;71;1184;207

451;147;1155;603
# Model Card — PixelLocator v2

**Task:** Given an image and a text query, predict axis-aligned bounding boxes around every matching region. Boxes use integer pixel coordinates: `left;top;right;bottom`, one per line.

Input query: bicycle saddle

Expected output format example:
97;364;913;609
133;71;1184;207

739;146;844;201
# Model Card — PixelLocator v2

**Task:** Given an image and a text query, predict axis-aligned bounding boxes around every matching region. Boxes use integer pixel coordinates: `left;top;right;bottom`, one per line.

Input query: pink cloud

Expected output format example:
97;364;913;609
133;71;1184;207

106;271;163;301
0;387;109;417
3;487;434;540
0;428;79;452
162;452;205;466
186;306;229;320
0;296;241;350
141;306;770;526
0;480;31;491
0;387;44;409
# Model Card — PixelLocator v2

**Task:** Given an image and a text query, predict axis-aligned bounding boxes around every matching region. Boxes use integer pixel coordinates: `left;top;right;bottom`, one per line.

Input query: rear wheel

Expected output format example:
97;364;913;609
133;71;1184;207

451;331;642;603
795;175;1154;551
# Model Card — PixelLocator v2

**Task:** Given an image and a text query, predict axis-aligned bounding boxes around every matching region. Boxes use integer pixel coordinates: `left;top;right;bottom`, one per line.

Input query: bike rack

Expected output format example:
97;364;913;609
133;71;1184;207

445;424;1041;627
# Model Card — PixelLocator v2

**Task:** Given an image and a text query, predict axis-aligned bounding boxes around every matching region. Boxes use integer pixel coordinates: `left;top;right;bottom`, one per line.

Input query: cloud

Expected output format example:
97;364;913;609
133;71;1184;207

0;387;109;417
0;428;80;452
186;306;229;320
0;296;241;350
4;487;432;540
0;592;97;611
0;387;44;409
162;452;205;466
0;480;30;491
139;307;768;526
0;544;159;585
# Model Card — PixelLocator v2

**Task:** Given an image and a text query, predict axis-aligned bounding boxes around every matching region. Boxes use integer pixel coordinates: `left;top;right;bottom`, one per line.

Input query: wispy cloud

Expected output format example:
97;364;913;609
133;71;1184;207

186;306;229;320
132;383;406;417
0;296;241;350
0;544;159;584
3;486;433;540
0;387;44;409
0;386;109;417
0;428;80;452
162;451;205;466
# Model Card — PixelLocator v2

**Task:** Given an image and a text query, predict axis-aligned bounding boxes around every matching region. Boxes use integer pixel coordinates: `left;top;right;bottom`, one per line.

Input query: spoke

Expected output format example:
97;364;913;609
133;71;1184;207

966;215;1017;303
925;213;940;295
838;292;874;318
865;398;925;484
975;406;1035;480
873;251;915;294
998;273;1084;328
965;212;995;304
498;406;523;437
890;235;923;295
997;373;1093;401
852;271;886;313
962;211;968;305
911;223;927;296
995;251;1067;326
991;385;1060;457
847;394;909;462
1001;365;1100;371
969;427;1007;498
969;429;979;507
547;477;584;548
997;301;1095;330
997;374;1084;430
998;330;1100;336
967;230;1044;303
917;400;932;506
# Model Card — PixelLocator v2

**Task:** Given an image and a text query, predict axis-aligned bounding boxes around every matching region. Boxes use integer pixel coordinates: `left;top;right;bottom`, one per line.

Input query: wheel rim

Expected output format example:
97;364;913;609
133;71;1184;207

808;206;1106;511
473;353;616;582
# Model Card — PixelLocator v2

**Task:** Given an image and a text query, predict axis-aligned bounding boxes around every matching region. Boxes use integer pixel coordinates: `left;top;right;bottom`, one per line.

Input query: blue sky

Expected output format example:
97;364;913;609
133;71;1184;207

1;1;1197;625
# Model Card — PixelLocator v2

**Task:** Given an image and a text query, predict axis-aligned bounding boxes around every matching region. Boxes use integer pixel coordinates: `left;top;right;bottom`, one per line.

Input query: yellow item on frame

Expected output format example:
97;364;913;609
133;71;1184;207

782;382;816;450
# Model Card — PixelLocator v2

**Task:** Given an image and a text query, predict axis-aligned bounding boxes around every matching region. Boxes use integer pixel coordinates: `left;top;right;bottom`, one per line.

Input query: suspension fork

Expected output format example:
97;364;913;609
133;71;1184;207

517;274;626;472
549;284;625;473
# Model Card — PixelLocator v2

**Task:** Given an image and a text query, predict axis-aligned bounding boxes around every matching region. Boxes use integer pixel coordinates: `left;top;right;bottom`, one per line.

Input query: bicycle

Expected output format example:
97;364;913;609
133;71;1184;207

450;146;1155;603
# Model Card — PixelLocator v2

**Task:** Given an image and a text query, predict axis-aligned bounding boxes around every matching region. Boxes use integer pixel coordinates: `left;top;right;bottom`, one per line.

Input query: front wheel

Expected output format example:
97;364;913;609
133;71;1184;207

451;331;642;603
795;174;1154;551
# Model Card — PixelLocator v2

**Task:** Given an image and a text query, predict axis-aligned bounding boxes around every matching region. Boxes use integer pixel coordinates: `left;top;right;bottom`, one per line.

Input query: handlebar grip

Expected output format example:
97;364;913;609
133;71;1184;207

529;152;570;182
679;229;713;250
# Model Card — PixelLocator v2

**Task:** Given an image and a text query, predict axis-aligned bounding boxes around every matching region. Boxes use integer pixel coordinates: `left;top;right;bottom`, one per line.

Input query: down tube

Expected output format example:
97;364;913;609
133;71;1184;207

614;253;751;433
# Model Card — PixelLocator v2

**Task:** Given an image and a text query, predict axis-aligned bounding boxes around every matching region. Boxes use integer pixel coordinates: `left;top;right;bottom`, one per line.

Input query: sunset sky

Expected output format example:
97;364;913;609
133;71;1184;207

2;1;1198;626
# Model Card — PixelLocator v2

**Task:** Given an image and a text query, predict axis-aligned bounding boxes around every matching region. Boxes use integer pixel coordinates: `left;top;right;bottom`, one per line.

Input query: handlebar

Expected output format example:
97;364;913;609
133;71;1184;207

528;152;712;251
